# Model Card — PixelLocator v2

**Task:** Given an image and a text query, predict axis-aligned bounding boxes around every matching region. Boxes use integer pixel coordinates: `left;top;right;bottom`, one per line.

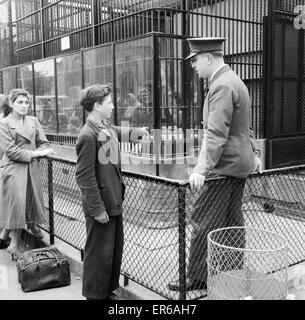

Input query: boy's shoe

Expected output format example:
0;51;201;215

107;292;119;300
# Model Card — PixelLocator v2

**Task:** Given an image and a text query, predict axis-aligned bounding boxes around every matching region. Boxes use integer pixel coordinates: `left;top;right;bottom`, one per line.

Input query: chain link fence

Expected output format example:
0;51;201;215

38;157;305;300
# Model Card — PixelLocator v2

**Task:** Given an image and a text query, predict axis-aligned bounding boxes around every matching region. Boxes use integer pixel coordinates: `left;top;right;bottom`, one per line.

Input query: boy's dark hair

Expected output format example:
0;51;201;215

80;84;112;113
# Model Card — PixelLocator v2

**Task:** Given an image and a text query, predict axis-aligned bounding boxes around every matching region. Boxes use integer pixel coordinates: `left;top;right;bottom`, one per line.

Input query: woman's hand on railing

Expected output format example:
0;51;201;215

140;127;150;139
32;148;55;158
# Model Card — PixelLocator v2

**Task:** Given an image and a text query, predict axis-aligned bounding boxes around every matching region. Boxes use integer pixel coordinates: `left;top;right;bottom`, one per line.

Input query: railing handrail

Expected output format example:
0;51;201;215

47;155;305;188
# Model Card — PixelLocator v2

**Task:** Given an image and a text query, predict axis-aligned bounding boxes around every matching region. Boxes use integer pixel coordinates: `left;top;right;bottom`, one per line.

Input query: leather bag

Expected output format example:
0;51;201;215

16;246;71;292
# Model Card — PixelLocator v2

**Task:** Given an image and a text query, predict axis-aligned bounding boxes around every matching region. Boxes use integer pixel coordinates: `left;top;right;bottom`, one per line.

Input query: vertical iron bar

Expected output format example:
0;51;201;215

92;0;98;45
32;62;36;116
113;42;118;125
296;25;304;132
124;275;129;287
14;66;17;88
81;48;86;126
54;58;59;134
40;3;45;58
262;13;273;141
178;185;186;300
153;33;160;176
8;0;15;66
81;48;85;90
0;71;2;93
262;3;275;169
91;0;97;46
182;0;190;156
48;157;55;245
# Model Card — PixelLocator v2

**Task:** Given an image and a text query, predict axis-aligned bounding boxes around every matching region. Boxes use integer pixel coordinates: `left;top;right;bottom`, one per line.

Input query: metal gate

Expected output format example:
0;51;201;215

264;1;305;168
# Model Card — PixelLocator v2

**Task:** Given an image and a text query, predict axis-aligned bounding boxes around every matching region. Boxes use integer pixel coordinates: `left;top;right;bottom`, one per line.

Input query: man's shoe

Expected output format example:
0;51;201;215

107;292;119;300
168;278;207;291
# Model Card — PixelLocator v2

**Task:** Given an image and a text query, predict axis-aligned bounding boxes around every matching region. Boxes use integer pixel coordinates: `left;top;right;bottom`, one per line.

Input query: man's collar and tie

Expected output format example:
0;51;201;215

210;64;227;83
204;64;231;95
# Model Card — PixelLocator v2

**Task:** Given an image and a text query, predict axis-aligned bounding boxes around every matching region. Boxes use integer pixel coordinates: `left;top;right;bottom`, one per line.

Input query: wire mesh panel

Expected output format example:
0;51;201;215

207;227;288;300
0;0;15;69
39;157;86;251
121;173;183;299
1;66;17;94
37;157;305;300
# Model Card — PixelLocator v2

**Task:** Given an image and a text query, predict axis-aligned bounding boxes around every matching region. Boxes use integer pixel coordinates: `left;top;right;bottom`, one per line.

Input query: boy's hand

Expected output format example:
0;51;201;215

253;155;263;173
189;172;206;192
140;127;150;138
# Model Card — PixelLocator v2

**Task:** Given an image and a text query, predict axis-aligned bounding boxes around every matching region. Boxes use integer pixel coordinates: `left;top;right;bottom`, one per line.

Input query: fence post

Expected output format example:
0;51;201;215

123;275;129;287
48;157;55;245
178;186;187;300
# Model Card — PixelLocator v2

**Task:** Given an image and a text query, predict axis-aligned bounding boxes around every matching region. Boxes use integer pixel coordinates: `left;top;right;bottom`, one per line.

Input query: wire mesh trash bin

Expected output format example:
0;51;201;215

207;227;288;300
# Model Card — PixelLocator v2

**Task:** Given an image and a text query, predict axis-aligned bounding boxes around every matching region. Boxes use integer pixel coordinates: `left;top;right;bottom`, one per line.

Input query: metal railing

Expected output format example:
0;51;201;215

38;156;305;300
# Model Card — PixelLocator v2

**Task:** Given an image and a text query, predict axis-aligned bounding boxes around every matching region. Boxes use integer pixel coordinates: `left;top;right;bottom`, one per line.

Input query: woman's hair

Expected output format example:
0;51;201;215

80;84;112;112
8;88;31;105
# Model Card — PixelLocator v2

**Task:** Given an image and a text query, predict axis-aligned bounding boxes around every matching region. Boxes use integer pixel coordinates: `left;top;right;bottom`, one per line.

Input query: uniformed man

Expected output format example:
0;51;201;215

168;37;262;291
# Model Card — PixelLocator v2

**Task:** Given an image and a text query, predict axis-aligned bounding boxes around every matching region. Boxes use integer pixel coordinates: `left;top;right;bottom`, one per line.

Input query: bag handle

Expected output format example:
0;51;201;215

35;248;61;264
22;248;61;268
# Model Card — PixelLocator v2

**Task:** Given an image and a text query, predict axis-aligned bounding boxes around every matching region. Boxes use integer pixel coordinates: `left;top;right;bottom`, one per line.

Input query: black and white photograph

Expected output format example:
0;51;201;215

0;0;304;313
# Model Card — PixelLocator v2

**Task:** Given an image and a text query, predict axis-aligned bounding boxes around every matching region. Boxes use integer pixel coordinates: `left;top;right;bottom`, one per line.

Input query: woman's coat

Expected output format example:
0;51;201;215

0;114;49;229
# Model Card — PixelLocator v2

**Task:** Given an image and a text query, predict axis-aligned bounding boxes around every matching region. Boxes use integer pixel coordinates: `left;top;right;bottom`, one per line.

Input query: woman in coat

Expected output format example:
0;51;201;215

0;94;11;248
0;88;54;259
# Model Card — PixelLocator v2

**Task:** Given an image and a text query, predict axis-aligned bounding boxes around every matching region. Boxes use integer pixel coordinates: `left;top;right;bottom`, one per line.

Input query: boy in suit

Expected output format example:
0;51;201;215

76;84;147;300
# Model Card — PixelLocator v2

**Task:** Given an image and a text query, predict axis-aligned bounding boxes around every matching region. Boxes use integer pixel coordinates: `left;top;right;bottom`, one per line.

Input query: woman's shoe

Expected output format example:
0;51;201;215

27;224;43;239
0;238;10;249
7;246;22;261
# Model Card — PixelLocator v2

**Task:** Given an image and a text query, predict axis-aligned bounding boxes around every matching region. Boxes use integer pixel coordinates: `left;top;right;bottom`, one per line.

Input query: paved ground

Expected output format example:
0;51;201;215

2;232;305;300
26;199;305;300
0;230;163;301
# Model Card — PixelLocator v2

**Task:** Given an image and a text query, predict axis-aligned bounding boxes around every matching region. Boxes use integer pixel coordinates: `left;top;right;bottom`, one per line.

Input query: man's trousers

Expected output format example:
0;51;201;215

187;177;246;283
